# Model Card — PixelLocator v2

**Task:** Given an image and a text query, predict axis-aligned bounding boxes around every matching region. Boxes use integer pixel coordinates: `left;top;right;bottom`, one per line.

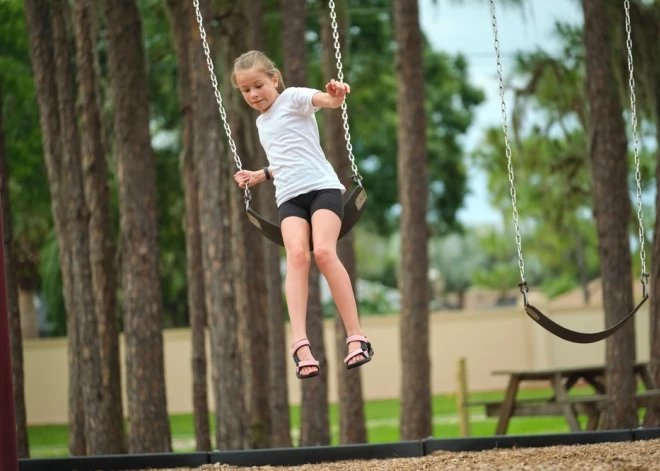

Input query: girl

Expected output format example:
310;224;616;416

231;50;374;380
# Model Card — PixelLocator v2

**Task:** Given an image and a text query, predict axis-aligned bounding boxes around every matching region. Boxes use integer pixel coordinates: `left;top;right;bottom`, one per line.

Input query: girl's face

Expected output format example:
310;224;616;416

235;66;280;113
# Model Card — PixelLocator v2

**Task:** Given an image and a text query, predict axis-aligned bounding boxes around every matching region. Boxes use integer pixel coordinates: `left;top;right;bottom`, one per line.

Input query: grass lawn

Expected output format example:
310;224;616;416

26;387;603;458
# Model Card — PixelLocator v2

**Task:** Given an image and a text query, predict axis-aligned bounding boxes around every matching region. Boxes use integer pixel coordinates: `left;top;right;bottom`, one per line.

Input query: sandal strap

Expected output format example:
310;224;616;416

296;359;320;369
290;338;310;356
344;348;369;364
296;359;320;375
346;334;368;344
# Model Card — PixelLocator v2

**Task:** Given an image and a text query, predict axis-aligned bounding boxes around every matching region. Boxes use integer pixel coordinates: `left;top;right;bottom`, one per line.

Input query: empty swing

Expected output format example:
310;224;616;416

488;0;649;343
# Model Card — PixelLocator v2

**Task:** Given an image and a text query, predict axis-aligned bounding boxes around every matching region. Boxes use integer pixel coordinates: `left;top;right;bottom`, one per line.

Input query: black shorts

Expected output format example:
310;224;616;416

278;189;344;225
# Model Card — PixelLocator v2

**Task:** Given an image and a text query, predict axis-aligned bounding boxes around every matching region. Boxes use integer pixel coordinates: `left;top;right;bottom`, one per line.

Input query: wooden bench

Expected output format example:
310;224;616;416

465;397;548;414
469;389;660;431
457;361;660;436
473;389;660;415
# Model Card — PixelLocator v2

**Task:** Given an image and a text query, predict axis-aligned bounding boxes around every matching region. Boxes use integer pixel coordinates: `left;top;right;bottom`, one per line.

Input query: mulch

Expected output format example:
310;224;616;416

143;438;660;471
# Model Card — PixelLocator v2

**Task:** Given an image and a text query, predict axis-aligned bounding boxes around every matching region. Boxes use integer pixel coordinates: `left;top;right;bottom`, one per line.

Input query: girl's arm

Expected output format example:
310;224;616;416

312;79;351;109
312;92;343;109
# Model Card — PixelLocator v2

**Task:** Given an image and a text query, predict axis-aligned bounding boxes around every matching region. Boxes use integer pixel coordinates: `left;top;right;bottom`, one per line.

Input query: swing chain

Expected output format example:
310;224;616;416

192;0;251;205
328;0;362;184
624;0;648;286
489;0;647;297
489;0;527;290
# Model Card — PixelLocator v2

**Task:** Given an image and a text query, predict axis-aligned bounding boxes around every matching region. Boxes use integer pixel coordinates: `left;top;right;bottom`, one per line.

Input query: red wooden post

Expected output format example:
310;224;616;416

0;196;19;471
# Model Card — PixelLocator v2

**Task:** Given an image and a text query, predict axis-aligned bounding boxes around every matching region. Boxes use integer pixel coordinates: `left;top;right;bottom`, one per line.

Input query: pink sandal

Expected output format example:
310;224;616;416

343;334;374;370
290;338;320;379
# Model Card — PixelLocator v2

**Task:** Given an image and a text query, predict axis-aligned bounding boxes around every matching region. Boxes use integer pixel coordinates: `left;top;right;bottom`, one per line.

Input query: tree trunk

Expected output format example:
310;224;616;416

102;0;172;452
166;0;211;451
281;0;309;85
71;0;126;453
457;291;465;310
263;208;291;446
67;297;85;455
278;0;330;447
23;0;86;455
582;0;636;429
575;233;590;304
52;0;117;454
247;0;265;56
393;0;432;441
216;0;271;449
190;0;247;450
0;83;30;459
248;0;288;449
17;289;38;339
236;0;291;449
299;264;330;446
319;0;367;445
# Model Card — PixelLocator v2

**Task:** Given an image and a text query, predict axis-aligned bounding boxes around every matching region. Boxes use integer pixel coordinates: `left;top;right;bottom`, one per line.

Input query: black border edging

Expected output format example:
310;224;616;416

17;428;660;470
18;452;209;471
209;440;422;467
632;427;660;441
423;429;633;455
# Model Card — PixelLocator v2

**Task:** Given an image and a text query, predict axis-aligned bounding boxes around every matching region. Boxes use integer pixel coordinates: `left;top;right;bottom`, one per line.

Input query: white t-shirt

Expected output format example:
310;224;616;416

256;87;346;207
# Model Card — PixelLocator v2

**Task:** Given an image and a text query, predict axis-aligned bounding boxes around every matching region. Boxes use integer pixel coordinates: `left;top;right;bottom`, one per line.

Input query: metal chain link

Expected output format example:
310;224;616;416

489;0;527;294
328;0;362;183
192;0;251;204
624;0;648;285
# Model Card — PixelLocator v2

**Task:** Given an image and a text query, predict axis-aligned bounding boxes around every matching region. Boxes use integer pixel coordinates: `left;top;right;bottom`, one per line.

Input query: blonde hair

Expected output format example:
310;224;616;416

231;50;285;93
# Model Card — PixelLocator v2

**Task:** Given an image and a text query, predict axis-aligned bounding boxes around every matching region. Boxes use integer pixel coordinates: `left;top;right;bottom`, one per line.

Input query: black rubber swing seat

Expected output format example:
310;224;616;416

246;184;367;250
523;289;649;344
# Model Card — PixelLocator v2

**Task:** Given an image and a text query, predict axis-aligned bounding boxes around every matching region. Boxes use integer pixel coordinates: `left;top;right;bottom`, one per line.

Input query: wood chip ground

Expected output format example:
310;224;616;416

139;438;660;470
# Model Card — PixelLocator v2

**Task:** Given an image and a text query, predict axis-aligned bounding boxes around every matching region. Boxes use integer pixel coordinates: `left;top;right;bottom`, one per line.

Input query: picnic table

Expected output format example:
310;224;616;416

468;362;660;435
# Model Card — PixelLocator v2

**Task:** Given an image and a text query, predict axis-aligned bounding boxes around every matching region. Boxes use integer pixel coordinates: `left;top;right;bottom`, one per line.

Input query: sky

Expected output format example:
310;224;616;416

418;0;584;227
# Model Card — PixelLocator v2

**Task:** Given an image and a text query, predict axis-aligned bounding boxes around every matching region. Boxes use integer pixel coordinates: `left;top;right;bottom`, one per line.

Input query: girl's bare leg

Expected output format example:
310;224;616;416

310;209;367;365
281;216;317;376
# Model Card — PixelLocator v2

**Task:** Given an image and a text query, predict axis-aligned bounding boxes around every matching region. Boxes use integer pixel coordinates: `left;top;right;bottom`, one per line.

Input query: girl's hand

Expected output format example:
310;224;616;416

326;79;351;99
234;170;256;189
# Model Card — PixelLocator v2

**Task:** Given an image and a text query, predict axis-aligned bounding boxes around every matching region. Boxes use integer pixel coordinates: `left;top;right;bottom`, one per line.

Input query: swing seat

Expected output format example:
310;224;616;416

246;184;367;250
524;293;648;344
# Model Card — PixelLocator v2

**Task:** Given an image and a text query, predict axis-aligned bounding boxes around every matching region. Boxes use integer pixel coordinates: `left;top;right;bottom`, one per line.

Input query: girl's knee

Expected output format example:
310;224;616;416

313;245;337;268
287;246;311;268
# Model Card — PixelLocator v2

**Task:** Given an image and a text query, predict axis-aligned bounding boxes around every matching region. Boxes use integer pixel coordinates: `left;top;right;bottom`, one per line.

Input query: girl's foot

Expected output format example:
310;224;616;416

291;338;320;379
346;339;366;365
344;334;374;370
